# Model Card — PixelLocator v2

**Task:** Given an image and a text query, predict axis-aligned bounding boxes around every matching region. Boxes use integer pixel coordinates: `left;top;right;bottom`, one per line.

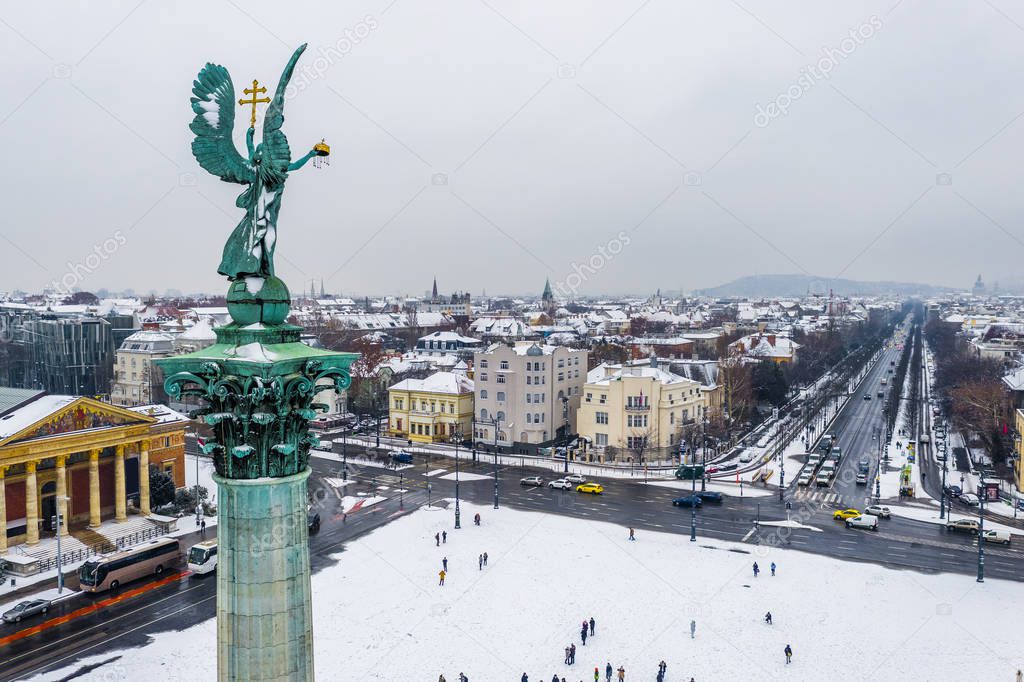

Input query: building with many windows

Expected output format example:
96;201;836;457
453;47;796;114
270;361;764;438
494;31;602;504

577;357;709;463
110;330;177;407
388;372;474;443
472;342;588;452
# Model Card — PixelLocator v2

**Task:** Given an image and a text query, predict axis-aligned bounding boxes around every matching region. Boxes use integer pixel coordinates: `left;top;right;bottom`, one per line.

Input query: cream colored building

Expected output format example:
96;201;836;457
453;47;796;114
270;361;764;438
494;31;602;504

472;342;589;450
578;357;708;462
111;330;176;407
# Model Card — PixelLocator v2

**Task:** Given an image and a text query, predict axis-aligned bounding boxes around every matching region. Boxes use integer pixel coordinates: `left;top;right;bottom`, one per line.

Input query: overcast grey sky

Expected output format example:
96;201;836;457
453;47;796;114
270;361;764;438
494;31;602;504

1;1;1022;298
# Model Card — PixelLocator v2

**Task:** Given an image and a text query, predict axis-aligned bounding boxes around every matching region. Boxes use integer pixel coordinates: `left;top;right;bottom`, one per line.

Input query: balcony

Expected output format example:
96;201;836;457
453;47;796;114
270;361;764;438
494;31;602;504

625;404;649;412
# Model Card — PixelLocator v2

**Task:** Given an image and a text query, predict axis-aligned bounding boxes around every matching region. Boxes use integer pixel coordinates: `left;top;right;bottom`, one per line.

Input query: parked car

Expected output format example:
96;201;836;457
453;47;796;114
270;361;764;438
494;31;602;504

2;599;50;624
564;474;586;484
833;508;861;520
520;476;544;487
548;478;573;490
982;529;1011;545
718;463;739;472
696;491;722;503
945;518;980;534
864;505;891;519
959;493;980;506
576;482;604;494
704;465;720;474
672;495;703;508
845;515;878;531
739;450;755;463
944;485;962;498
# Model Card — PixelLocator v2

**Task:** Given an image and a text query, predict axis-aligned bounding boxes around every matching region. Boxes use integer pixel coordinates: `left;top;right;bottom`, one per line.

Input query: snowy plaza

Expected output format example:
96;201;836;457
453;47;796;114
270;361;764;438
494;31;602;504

28;500;1024;681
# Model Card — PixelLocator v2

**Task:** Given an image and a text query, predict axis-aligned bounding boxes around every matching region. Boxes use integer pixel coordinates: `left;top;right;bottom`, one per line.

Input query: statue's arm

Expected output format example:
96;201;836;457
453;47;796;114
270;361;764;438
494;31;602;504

246;127;256;161
288;149;317;172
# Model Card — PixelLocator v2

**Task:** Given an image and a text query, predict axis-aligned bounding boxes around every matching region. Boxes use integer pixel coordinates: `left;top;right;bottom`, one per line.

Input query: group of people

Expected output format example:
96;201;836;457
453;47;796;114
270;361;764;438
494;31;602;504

433;524;489;586
751;560;777;578
436;674;468;682
752;562;794;664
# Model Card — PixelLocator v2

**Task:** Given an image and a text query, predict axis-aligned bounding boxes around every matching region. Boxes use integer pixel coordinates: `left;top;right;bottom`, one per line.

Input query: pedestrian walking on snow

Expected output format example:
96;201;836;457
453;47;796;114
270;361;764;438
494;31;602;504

435;532;440;546
551;674;559;682
605;662;612;681
483;552;488;566
442;531;447;543
564;645;571;665
442;557;448;571
764;611;772;625
628;527;635;541
438;569;446;585
570;643;576;664
690;619;696;639
617;665;625;681
785;643;793;664
581;627;587;646
521;674;528;682
479;554;483;571
438;675;445;682
659;661;667;676
771;561;776;576
459;674;468;682
594;667;599;682
200;518;206;537
474;513;481;526
753;561;760;577
589;617;595;636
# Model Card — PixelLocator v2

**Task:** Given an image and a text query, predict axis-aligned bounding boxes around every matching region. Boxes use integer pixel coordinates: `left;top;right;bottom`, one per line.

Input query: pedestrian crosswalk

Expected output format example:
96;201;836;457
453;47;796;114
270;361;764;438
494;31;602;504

791;489;842;505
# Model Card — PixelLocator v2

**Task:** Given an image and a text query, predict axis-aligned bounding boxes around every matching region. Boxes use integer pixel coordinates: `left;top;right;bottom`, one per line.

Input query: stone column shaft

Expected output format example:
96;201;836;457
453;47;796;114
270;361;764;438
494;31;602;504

25;462;38;545
139;441;151;515
216;469;314;682
56;455;68;536
114;446;127;522
89;450;101;528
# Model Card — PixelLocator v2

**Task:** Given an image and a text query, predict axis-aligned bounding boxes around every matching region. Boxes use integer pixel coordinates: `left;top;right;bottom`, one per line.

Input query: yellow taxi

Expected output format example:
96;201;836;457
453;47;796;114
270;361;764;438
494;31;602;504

576;482;604;494
833;508;861;520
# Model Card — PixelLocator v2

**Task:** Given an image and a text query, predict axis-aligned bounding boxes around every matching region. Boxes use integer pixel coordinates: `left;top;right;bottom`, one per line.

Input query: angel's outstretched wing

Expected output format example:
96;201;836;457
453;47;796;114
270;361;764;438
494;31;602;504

190;63;255;185
261;43;307;181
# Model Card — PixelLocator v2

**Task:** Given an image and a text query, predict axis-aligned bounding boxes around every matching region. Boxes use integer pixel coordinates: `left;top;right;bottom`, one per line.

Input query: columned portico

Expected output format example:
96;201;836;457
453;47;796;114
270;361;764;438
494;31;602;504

25;461;38;545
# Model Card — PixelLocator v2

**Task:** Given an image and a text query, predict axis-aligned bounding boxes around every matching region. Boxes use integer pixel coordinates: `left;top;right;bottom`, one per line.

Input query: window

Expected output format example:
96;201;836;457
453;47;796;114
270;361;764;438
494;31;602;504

527;376;532;385
480;408;489;420
574;369;579;378
496;411;506;421
599;394;606;404
497;391;506;402
558;372;564;381
480;359;488;368
586;393;592;403
541;375;546;384
480;373;488;382
558;359;564;368
526;394;532;404
527;414;532;424
670;412;675;424
480;389;488;399
627;436;648;449
596;411;608;424
497;374;506;384
500;360;509;370
595;433;608;446
574;357;579;365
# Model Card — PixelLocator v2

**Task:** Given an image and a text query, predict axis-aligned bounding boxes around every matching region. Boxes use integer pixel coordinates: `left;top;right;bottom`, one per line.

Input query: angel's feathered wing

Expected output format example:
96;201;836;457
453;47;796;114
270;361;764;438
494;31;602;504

190;63;255;185
260;43;308;182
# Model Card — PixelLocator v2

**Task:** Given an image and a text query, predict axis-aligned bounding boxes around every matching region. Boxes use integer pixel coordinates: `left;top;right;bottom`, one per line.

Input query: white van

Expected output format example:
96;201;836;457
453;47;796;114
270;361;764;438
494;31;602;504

845;514;878;531
798;470;814;486
816;471;831;486
982;529;1011;545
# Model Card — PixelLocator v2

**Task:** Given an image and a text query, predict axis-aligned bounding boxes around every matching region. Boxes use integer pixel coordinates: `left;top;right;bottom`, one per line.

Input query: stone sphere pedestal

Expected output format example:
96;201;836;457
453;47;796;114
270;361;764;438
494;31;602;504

214;470;314;681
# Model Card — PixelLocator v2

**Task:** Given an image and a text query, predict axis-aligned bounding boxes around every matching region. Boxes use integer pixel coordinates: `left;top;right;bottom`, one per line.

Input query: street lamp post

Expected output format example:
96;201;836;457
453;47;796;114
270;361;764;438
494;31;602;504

55;496;69;594
342;428;348;482
977;484;985;583
939;456;948;520
453;426;462;529
493;418;501;509
701;415;708;492
690;458;697;542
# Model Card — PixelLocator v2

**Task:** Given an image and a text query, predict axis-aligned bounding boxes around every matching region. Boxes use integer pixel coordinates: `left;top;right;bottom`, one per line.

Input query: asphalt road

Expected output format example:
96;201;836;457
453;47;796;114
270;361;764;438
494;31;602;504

3;373;1023;678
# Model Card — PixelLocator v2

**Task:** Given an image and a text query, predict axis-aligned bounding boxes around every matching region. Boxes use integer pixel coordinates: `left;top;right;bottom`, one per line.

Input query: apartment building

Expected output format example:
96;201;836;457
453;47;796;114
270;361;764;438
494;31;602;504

577;357;709;462
472;342;588;451
388;371;475;443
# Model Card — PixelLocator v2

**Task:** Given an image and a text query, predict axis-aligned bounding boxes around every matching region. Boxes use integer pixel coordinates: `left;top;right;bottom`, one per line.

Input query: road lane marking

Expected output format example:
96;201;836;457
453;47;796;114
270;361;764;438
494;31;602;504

0;570;192;648
741;528;756;542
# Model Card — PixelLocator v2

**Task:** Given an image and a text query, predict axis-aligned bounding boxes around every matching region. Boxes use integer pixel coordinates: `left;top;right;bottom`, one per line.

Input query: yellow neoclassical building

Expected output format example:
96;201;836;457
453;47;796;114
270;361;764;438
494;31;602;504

0;388;186;552
388;372;475;443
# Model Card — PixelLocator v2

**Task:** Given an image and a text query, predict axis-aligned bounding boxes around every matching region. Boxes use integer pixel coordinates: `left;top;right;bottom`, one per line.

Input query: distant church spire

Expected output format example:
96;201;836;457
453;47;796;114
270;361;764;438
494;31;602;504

320;279;325;297
432;276;439;300
542;277;554;302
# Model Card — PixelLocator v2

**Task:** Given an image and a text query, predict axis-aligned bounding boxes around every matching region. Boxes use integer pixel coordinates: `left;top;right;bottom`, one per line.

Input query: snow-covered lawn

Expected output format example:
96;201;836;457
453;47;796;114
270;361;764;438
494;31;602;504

29;501;1024;681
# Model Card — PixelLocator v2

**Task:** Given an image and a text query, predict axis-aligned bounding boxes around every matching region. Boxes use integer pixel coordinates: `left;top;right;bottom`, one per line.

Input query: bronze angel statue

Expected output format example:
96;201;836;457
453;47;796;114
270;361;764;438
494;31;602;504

189;44;328;281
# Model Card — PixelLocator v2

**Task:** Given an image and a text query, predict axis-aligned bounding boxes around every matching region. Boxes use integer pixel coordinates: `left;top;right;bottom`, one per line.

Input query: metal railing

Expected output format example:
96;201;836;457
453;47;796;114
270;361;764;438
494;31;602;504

31;526;165;574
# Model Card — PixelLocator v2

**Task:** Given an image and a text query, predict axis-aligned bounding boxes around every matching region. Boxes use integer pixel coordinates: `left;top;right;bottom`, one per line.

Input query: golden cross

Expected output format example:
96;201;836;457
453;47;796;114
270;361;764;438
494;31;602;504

238;79;271;128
